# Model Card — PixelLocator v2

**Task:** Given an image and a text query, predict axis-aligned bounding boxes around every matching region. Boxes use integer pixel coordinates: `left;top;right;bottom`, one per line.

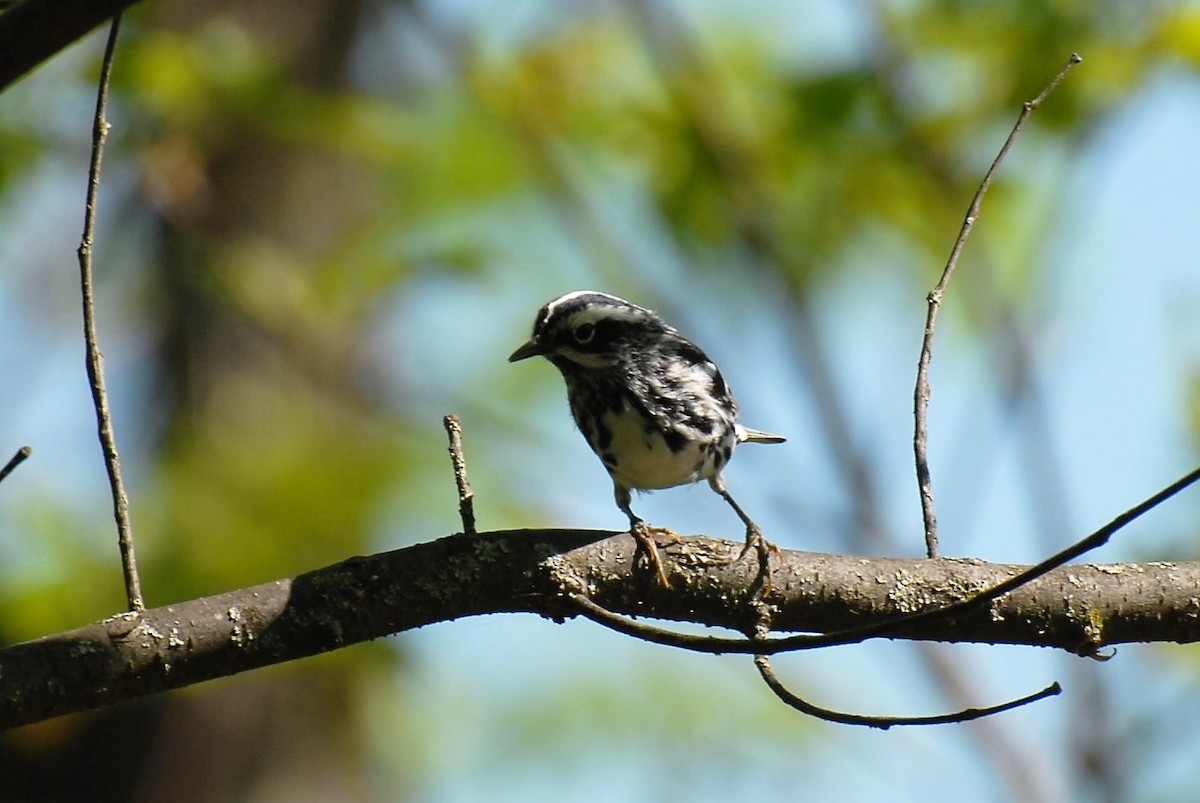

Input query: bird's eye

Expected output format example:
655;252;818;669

573;323;596;344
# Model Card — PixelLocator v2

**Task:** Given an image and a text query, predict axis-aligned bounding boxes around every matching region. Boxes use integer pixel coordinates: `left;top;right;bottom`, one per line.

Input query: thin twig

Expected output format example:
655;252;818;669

569;462;1200;656
0;446;32;486
753;654;1061;729
442;414;476;534
913;53;1082;558
77;14;143;613
745;605;1061;728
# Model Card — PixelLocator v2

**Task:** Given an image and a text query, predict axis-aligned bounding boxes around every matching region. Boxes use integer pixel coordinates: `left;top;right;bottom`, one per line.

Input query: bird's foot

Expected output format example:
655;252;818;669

629;521;673;588
736;524;778;597
644;525;682;546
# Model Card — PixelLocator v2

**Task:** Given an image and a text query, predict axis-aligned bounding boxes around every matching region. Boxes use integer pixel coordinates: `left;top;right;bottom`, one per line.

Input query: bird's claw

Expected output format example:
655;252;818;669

737;525;777;597
630;521;672;588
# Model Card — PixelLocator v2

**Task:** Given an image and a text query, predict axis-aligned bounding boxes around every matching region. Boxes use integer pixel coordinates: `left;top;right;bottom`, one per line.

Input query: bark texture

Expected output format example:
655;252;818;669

2;529;1198;730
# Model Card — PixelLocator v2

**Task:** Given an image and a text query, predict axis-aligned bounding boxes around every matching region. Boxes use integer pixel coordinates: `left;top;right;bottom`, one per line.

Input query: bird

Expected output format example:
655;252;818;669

508;290;784;586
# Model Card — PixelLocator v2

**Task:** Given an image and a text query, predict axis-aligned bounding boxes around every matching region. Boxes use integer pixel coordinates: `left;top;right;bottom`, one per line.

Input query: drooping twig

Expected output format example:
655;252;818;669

745;604;1063;728
913;53;1082;558
442;414;476;534
569;462;1200;656
76;14;143;613
753;654;1061;729
0;446;32;486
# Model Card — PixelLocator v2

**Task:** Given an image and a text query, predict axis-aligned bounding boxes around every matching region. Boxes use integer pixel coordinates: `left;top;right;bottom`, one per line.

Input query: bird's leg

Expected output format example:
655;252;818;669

616;486;671;588
710;476;776;594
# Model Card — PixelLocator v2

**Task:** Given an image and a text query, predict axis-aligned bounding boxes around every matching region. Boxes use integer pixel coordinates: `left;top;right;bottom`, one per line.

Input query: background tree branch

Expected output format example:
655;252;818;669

0;0;140;92
4;529;1198;731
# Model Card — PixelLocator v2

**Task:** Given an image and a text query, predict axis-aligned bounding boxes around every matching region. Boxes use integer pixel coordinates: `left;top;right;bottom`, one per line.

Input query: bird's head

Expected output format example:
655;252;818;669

508;291;668;371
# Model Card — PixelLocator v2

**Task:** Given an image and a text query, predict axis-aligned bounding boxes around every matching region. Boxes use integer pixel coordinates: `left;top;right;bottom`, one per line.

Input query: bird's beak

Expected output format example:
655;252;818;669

508;339;548;362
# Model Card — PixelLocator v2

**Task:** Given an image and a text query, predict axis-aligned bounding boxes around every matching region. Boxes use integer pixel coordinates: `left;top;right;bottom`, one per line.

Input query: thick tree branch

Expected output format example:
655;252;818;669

0;0;142;92
3;529;1199;731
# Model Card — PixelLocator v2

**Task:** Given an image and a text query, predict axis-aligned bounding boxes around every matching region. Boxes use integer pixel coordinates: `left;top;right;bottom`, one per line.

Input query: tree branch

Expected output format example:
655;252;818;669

0;0;142;92
3;529;1199;731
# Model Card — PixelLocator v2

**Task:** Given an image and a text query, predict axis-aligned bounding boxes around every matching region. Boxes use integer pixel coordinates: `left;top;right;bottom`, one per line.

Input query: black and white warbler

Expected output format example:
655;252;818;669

509;290;784;585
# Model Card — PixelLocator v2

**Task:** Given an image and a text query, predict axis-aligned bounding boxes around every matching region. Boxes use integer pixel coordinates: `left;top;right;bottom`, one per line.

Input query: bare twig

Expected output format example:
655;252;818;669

77;14;143;613
745;605;1063;728
0;446;32;485
913;53;1082;558
753;654;1061;729
569;462;1200;655
442;414;476;534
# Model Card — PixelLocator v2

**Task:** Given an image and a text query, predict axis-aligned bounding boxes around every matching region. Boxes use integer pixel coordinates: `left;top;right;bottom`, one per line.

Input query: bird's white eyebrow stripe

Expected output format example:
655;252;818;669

538;291;588;331
538;290;637;331
544;290;613;318
567;305;646;327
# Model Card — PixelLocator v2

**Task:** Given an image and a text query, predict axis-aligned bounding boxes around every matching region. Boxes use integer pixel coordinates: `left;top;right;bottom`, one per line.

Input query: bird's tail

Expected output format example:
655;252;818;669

737;425;786;444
